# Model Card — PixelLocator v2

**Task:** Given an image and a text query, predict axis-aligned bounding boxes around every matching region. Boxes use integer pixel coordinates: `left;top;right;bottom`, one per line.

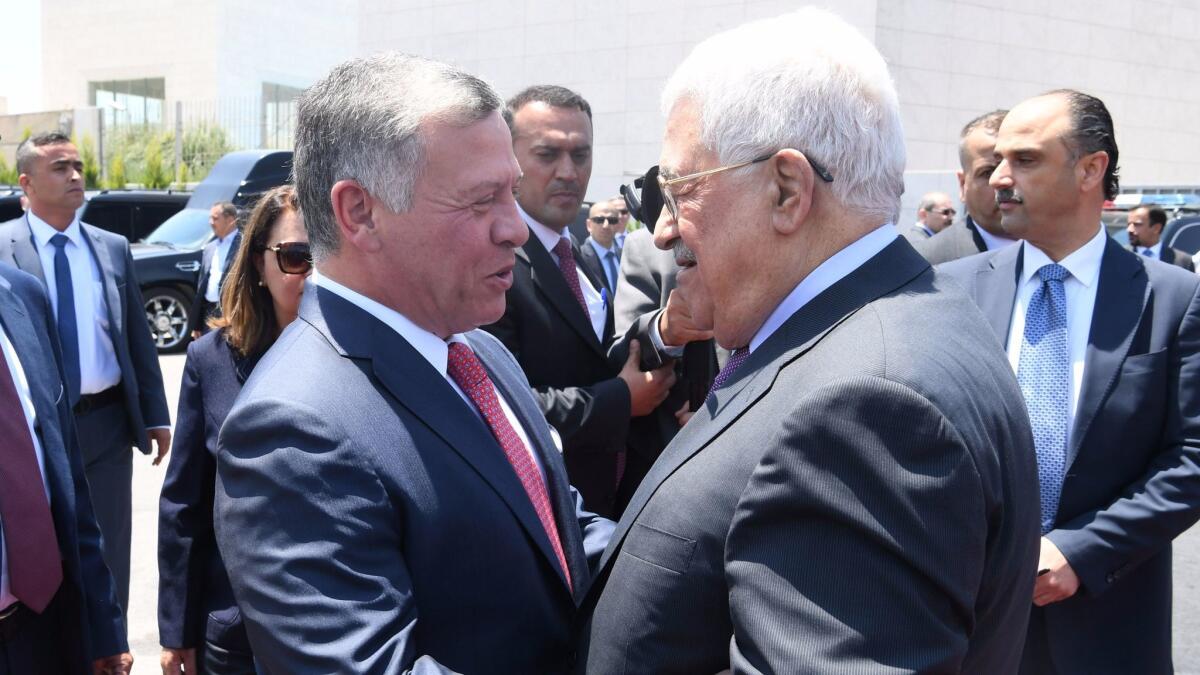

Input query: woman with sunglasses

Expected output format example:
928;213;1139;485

157;185;311;675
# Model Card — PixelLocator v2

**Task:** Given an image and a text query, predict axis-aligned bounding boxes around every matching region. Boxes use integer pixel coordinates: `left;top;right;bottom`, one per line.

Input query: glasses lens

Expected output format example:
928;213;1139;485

275;242;312;274
655;173;676;223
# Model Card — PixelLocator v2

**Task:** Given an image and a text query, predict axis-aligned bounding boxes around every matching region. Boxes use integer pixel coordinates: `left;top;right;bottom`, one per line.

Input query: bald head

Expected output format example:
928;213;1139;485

917;192;955;233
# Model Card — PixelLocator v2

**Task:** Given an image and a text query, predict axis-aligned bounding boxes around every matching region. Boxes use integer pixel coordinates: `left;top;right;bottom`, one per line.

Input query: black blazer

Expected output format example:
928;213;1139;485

577;237;616;294
940;238;1200;674
483;229;630;518
0;216;170;453
188;232;240;334
913;216;989;265
158;330;258;654
0;263;127;668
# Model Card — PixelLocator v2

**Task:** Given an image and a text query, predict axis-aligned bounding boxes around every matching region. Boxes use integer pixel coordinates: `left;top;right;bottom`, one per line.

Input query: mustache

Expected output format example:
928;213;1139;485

673;239;697;265
995;188;1023;205
549;180;581;196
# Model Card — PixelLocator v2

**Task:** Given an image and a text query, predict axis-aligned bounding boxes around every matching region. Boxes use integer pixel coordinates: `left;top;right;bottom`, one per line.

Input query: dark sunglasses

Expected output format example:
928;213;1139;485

260;241;312;275
935;208;957;217
589;216;620;225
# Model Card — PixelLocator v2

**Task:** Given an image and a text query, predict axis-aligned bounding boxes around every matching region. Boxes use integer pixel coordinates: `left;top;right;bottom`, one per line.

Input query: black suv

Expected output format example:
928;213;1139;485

81;190;189;242
136;150;293;353
0;187;24;222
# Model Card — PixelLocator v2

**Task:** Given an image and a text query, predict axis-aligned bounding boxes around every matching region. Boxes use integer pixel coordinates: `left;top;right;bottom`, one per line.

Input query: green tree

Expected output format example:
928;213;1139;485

77;134;101;188
176;161;190;190
107;154;126;189
0;154;16;185
142;136;169;189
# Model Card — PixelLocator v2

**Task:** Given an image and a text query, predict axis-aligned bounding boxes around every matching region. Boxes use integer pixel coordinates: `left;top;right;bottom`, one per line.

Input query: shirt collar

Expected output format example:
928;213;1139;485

311;270;465;377
587;237;616;256
748;222;899;353
1141;241;1163;258
217;229;238;246
519;204;570;254
916;223;935;238
26;210;83;249
1019;224;1107;289
969;216;1016;252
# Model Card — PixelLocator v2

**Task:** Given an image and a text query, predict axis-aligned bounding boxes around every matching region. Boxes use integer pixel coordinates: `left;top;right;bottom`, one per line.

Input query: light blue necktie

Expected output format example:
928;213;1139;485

50;233;81;400
1017;263;1071;535
1141;248;1154;257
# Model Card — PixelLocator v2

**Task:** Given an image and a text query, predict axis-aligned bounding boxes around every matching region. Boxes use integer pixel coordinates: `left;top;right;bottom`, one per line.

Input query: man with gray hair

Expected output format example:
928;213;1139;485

579;8;1039;673
214;53;612;674
903;190;956;244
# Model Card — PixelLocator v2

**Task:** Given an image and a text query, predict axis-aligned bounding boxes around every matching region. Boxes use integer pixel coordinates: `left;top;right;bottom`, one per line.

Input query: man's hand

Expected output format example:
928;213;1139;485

92;652;133;674
160;647;196;675
658;288;714;348
620;341;676;417
149;427;172;466
1033;537;1080;606
675;400;695;427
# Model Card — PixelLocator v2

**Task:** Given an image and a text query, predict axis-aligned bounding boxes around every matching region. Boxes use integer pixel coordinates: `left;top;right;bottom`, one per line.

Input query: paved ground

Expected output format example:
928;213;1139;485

123;354;1200;672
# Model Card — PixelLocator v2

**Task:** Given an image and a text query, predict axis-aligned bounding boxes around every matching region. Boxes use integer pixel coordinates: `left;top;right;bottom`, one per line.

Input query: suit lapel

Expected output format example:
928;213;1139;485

1068;240;1148;466
518;231;605;356
8;217;46;284
964;217;987;254
79;225;124;334
307;288;572;591
597;238;932;573
973;244;1023;344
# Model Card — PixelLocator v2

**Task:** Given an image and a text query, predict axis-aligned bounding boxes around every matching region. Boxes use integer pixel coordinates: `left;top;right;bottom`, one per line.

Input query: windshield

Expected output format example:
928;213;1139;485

142;208;213;249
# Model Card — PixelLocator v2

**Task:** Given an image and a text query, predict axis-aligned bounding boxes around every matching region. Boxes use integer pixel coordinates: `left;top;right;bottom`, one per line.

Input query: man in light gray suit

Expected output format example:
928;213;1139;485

580;9;1040;673
214;54;612;674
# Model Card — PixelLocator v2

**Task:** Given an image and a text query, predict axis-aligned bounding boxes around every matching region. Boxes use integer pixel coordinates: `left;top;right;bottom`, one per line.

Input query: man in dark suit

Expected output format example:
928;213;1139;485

0;132;171;616
214;53;613;673
1127;205;1194;271
581;9;1040;673
0;263;131;674
577;201;622;295
916;109;1018;265
187;201;241;338
484;85;674;519
940;89;1200;675
901;191;954;244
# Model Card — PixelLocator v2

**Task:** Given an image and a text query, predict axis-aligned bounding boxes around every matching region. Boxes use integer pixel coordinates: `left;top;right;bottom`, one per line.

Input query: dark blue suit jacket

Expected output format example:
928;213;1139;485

940;238;1200;674
0;216;170;453
158;329;257;652
0;263;127;668
214;285;614;674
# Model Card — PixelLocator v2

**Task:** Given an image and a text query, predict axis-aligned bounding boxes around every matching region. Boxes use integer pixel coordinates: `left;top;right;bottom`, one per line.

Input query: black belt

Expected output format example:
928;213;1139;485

0;602;29;642
74;385;122;416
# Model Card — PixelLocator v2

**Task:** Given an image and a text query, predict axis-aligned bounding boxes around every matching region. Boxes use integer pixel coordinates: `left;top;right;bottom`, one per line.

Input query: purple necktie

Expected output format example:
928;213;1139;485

551;238;589;316
707;347;749;399
0;344;63;612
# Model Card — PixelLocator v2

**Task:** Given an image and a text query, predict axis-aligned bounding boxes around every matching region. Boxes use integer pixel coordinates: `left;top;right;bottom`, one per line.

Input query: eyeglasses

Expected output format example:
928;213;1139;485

260;241;312;275
589;216;620;225
935;208;957;217
655;151;834;223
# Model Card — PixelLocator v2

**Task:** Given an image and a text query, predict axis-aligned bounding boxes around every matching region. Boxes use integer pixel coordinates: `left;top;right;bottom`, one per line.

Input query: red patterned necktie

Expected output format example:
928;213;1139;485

0;343;63;613
446;342;572;590
551;238;589;316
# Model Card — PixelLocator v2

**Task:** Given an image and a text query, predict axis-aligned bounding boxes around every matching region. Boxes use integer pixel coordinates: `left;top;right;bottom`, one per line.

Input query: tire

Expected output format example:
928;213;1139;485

143;286;192;354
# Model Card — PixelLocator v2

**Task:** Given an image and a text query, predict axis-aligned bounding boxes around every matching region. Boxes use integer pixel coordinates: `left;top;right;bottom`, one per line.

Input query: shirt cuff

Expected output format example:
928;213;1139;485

650;312;686;358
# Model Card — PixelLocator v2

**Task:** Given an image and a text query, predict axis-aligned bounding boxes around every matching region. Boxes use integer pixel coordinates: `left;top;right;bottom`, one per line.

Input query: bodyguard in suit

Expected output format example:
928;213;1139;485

1126;205;1194;271
915;109;1017;265
484;85;674;519
901;191;955;244
0;263;130;674
214;53;614;674
188;201;241;338
577;201;622;295
581;9;1040;673
0;132;171;616
940;90;1200;675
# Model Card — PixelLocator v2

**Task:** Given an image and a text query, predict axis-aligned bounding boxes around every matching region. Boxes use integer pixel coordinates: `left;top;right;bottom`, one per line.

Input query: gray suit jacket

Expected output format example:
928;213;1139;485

914;216;988;265
215;284;613;674
939;239;1200;674
582;238;1041;674
901;222;933;245
0;216;169;452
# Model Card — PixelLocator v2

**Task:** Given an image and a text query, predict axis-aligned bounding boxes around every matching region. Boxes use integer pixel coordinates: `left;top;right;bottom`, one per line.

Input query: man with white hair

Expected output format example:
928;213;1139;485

214;53;612;673
579;8;1040;673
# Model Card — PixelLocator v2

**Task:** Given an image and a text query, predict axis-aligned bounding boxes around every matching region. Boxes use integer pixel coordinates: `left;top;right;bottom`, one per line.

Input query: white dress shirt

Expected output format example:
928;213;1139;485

976;222;1017;252
26;212;121;395
1005;225;1107;448
586;237;621;290
205;230;239;302
749;223;900;353
312;272;547;481
1133;241;1162;260
520;206;607;342
0;322;53;611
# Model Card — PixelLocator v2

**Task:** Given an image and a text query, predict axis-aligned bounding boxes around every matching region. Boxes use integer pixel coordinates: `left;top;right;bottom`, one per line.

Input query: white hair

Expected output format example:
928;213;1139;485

661;7;906;222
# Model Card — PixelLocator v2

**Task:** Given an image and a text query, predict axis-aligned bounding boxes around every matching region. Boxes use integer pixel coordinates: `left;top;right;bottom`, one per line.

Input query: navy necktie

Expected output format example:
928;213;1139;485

1141;248;1154;257
604;250;619;291
49;234;81;400
1017;263;1071;534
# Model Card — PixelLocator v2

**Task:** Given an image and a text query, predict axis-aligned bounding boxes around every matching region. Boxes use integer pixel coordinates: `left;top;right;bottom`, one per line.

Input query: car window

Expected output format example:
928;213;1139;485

133;203;187;241
143;208;213;249
82;202;133;239
1167;222;1200;256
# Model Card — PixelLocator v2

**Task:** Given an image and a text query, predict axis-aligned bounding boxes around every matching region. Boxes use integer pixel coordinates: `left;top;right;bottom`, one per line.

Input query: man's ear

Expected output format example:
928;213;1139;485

771;149;815;236
956;169;967;202
1077;150;1109;194
330;179;384;253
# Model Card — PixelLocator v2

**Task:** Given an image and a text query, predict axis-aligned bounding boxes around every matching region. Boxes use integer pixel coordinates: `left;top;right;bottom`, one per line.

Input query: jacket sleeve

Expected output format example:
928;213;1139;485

157;342;212;648
726;378;989;674
121;243;171;428
215;396;460;675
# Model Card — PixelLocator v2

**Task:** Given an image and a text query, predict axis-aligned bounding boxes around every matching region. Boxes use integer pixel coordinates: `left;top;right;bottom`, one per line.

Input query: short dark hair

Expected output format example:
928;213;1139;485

503;85;592;132
960;109;1007;139
211;201;238;219
15;130;73;174
1043;89;1120;200
1146;206;1168;229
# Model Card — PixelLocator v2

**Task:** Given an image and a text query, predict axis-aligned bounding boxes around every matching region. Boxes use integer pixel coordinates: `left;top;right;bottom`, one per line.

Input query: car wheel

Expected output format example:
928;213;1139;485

144;286;191;353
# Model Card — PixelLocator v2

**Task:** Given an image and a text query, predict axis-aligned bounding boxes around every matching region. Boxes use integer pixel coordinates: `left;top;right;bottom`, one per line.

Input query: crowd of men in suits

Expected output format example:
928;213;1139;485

2;5;1199;675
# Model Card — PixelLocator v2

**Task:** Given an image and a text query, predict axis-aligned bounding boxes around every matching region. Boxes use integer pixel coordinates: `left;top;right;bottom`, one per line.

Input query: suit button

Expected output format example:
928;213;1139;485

1106;573;1116;584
